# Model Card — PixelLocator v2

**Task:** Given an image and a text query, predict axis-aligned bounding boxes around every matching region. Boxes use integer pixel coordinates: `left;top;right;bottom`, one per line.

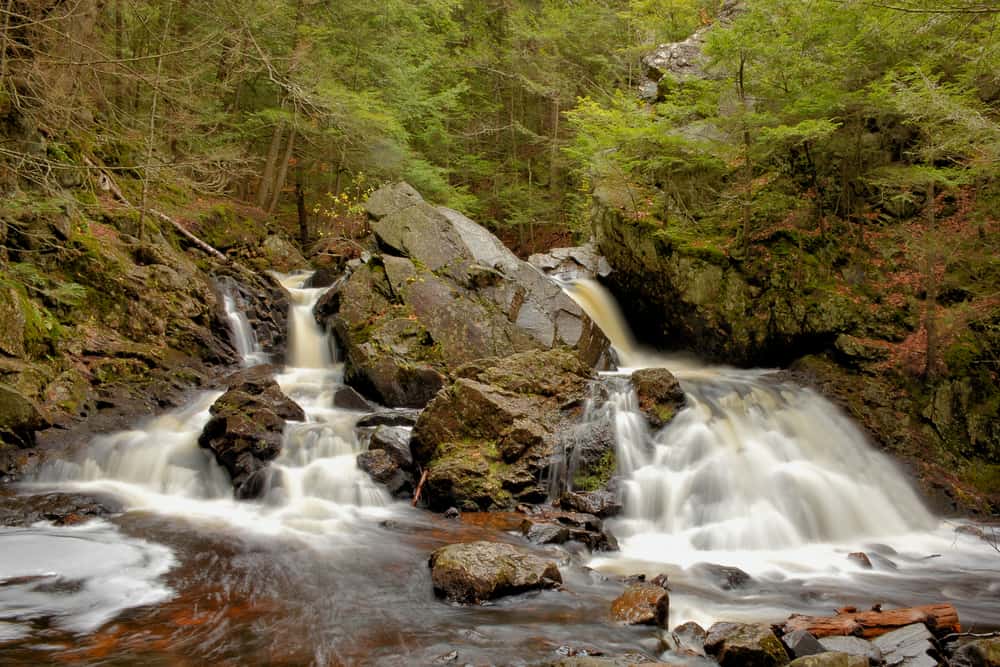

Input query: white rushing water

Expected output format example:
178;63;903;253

567;278;998;627
33;272;390;534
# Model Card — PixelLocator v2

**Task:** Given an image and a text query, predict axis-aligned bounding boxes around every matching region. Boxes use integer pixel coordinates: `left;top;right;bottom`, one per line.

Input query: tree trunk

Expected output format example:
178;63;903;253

257;121;284;209
923;180;939;379
296;173;308;248
267;126;296;214
549;94;560;193
137;3;173;239
783;603;960;640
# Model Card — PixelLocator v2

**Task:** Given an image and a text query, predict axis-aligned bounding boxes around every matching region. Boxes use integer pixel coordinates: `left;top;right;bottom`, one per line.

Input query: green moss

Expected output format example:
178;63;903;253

963;463;1000;495
573;448;616;492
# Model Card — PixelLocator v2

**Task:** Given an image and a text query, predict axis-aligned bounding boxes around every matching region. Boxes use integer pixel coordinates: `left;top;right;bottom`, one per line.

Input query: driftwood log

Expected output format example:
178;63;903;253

782;603;960;639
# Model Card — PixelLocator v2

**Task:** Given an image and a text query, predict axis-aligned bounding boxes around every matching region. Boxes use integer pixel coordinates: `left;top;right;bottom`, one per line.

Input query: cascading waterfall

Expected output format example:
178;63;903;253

34;271;388;531
566;279;938;553
220;288;269;368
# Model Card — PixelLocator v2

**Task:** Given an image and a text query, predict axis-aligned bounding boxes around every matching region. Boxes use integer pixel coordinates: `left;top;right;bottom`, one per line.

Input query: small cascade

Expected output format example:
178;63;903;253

34;271;389;534
220;289;268;367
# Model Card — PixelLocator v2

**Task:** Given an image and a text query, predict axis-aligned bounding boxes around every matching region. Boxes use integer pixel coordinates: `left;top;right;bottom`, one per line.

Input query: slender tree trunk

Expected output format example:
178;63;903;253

114;0;123;108
296;173;308;248
257;121;284;208
138;4;173;239
737;51;752;255
267;126;296;214
0;0;12;99
549;94;560;193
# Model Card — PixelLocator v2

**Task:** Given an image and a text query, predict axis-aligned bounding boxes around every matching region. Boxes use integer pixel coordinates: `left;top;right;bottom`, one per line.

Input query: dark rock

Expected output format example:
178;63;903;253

950;637;1000;667
368;425;414;470
444;507;460;519
0;384;49;448
198;374;304;499
705;622;790;667
0;492;121;527
428;541;562;603
411;349;610;511
610;582;670;628
783;631;826;659
690;562;754;590
871;624;939;667
356;408;421;428
631;368;685;429
357;449;413;496
559;489;622;518
817;637;882;664
303;267;341;289
522;521;571;545
520;510;617;551
788;654;868;667
848;552;873;569
333;386;372;411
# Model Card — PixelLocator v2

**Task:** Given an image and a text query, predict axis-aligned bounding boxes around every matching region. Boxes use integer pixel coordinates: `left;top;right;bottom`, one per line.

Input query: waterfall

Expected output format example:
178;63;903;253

220;290;268;367
565;279;936;556
34;272;389;534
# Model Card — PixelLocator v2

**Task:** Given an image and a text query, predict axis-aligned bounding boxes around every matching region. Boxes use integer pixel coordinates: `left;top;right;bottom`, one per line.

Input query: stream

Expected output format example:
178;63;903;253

0;273;997;665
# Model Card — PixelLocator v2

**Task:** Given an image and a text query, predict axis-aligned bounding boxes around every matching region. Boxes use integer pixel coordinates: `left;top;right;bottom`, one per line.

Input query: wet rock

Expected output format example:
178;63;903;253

847;552;873;569
198;372;305;499
356;408;421;428
332;386;372;411
788;653;868;667
412;349;612;511
705;622;791;667
428;541;562;603
519;509;618;551
522;521;570;545
871;624;938;667
0;492;121;527
950;637;1000;667
690;562;754;590
444;507;460;519
631;368;685;429
544;657;676;667
368;425;414;470
783;630;826;659
0;384;49;449
320;183;610;408
357;448;413;497
817;637;882;664
611;582;670;628
667;622;708;657
558;489;622;518
303;267;341;289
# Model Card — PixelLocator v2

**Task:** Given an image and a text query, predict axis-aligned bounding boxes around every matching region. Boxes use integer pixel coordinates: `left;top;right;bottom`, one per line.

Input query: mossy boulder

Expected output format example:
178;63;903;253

631;368;685;429
411;348;612;511
610;582;670;628
428;541;562;603
0;384;48;448
705;623;790;667
0;287;26;358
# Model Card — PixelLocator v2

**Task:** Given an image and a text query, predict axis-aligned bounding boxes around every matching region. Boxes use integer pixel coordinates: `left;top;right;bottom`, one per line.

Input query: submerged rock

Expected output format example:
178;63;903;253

411;349;613;511
631;368;685;430
428;541;562;603
519;510;618;551
705;622;790;667
198;367;304;499
0;492;121;527
610;581;670;628
315;183;609;408
667;622;708;657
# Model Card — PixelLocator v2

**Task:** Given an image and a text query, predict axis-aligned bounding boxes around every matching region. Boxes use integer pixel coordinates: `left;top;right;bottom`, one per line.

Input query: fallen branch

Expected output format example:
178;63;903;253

782;603;960;639
82;156;229;263
411;468;429;507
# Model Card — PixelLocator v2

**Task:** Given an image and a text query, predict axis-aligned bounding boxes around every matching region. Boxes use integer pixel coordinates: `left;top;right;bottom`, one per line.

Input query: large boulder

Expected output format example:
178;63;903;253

357;425;416;497
410;348;614;511
871;624;939;667
198;367;304;499
705;623;790;667
428;541;562;603
315;183;609;408
0;384;48;448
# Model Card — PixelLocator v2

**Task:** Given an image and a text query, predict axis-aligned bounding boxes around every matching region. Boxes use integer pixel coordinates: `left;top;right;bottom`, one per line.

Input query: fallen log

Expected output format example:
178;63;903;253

782;603;960;639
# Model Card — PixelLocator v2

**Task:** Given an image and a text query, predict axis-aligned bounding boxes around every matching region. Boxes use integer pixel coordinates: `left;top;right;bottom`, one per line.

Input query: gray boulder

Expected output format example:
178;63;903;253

316;183;609;408
817;636;883;664
528;243;612;281
788;653;868;667
784;631;826;659
428;541;562;603
871;624;939;667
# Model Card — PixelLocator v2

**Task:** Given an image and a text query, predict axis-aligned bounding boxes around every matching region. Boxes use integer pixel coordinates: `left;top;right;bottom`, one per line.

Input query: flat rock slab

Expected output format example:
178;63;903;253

428;541;562;604
817;636;882;664
872;623;938;667
610;583;670;628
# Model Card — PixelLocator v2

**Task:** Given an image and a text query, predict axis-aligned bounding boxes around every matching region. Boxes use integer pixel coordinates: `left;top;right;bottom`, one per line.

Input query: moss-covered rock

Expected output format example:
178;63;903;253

411;348;611;511
631;368;685;429
705;623;790;667
428;541;562;603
